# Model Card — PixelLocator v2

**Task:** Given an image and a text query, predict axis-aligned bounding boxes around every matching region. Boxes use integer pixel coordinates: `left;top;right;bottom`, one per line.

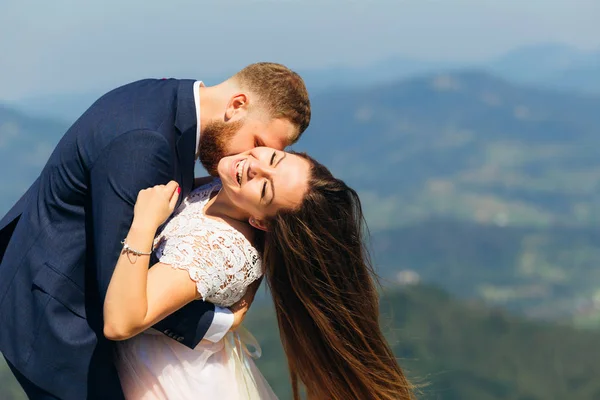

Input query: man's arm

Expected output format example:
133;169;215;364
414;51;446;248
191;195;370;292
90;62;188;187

89;130;175;301
199;282;260;342
174;283;258;342
89;130;249;346
203;307;234;341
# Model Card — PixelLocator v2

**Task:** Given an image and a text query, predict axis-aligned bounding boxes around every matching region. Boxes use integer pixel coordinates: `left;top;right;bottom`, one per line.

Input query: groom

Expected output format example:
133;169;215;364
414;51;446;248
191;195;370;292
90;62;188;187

0;62;311;399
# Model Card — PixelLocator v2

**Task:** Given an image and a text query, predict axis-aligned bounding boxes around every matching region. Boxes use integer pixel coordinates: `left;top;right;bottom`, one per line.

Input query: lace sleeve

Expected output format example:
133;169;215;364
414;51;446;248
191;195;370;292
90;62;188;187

154;226;262;308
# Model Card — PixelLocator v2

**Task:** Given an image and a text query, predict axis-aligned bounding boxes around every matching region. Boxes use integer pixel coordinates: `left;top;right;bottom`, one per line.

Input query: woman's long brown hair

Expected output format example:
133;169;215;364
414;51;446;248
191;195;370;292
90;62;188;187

263;153;413;399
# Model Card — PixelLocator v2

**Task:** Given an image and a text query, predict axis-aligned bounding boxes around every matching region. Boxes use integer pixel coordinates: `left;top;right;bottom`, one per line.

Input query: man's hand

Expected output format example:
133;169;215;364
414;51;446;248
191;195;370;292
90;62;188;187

229;278;262;331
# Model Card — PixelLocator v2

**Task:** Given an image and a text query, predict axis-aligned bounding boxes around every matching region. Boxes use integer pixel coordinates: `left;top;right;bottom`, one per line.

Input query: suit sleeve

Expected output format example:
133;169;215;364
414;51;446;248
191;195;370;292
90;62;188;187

89;130;215;348
90;130;172;300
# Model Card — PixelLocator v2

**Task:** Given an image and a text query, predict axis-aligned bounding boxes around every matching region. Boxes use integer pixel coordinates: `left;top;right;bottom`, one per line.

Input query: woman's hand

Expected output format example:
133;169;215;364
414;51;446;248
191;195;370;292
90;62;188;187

132;181;180;231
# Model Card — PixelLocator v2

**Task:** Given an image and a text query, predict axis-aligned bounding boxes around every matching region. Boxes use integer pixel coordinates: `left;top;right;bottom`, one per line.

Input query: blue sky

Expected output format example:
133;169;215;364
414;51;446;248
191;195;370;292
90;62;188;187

1;0;598;100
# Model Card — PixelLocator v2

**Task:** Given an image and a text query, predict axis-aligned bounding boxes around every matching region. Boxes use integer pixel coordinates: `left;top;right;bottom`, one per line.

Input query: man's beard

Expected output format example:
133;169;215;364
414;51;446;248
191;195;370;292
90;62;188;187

198;119;243;176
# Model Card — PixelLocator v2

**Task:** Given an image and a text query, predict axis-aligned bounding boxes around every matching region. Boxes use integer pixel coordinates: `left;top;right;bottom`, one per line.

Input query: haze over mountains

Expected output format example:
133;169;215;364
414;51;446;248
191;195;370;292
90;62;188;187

3;65;600;319
9;43;600;122
5;65;600;230
1;42;600;399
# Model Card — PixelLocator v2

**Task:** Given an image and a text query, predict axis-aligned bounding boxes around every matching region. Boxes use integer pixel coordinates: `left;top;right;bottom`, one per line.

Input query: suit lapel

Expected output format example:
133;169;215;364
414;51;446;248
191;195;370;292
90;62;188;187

176;128;196;205
174;80;198;206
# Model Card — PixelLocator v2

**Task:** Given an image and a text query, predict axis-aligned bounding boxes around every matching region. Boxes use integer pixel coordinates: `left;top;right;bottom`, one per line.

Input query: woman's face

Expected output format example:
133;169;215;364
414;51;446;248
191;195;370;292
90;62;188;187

217;147;310;225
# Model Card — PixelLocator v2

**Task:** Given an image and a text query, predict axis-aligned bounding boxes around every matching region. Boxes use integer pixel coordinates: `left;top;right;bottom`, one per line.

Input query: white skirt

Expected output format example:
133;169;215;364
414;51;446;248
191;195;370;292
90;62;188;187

115;326;278;400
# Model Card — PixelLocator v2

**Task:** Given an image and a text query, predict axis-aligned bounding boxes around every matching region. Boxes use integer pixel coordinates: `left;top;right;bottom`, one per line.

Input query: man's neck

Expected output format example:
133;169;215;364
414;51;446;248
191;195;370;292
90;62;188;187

197;84;209;135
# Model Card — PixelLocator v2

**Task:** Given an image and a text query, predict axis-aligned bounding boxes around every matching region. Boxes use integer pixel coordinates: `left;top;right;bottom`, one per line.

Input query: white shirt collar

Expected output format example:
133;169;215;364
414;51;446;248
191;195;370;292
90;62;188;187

193;80;203;152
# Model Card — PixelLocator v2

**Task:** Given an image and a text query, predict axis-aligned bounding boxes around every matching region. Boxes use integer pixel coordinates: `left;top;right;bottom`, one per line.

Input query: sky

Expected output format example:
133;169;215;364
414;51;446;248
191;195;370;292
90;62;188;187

1;0;599;101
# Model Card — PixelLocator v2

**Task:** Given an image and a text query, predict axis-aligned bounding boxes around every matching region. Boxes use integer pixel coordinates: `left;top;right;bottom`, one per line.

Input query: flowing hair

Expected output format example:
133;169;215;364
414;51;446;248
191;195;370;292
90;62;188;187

263;152;413;399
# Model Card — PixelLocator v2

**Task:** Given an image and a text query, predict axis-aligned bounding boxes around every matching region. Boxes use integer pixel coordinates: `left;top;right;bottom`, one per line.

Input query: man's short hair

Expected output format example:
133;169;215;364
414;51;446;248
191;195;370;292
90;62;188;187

233;62;311;143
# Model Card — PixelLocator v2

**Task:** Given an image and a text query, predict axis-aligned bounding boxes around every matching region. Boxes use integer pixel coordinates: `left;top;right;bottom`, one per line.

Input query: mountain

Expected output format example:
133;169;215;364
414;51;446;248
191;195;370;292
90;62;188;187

370;219;600;324
294;71;600;323
9;43;600;122
300;55;455;94
301;43;600;96
487;44;596;82
9;57;454;123
2;285;599;399
487;43;600;94
9;92;100;126
2;71;600;322
540;65;600;95
295;70;600;231
0;106;67;213
2;73;600;398
6;71;600;228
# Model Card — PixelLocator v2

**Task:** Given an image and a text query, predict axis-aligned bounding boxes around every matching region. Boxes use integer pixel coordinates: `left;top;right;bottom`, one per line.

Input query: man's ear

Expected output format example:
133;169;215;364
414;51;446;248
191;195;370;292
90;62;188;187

249;216;268;232
225;93;249;120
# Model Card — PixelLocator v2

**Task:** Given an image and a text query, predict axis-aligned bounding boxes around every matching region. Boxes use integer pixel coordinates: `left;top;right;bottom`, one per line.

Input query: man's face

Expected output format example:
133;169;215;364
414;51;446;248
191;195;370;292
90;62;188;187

198;116;296;176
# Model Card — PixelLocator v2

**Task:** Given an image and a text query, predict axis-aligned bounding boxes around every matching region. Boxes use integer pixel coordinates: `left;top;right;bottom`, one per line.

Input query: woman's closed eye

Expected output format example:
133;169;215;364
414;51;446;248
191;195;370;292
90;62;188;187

261;152;277;200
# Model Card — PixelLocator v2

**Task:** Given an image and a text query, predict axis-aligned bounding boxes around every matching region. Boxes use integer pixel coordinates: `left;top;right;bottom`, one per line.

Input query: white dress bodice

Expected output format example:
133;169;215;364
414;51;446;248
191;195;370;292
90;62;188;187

153;179;262;307
114;179;277;400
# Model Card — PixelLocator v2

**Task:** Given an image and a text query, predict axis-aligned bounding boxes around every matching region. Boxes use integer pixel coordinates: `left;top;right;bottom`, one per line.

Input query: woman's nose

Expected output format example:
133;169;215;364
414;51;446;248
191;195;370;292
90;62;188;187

248;160;275;179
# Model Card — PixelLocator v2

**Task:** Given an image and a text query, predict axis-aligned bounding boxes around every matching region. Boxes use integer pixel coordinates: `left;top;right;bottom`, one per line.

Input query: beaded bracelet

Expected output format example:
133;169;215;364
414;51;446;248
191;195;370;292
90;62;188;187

121;239;152;263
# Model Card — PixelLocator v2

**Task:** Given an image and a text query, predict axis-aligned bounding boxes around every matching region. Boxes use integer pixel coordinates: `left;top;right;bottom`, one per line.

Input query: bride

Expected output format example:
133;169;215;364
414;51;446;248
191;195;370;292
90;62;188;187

104;146;413;399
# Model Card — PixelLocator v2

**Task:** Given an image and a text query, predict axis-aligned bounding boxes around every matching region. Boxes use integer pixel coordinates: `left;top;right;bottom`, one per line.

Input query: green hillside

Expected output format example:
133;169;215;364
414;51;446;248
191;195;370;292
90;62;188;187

0;357;25;399
371;219;600;324
245;285;600;400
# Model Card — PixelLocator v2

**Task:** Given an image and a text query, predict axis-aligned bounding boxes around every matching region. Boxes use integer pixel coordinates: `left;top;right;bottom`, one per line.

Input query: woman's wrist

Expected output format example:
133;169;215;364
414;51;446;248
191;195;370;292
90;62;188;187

130;217;160;234
126;222;158;251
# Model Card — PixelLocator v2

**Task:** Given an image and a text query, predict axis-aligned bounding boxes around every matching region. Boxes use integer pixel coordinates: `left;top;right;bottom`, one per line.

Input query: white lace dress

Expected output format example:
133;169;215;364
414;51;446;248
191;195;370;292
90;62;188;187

114;180;278;400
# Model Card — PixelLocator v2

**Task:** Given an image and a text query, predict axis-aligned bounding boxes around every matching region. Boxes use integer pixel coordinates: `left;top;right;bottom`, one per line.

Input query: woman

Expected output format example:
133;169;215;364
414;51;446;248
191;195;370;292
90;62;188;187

104;147;413;399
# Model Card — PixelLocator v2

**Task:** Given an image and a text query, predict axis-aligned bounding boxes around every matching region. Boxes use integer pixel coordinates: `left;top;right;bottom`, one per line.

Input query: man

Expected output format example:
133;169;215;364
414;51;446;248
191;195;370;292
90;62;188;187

0;62;310;399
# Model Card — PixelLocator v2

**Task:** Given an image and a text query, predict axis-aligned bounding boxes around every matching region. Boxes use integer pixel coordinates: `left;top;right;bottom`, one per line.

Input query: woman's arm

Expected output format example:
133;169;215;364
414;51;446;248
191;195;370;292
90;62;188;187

103;181;200;340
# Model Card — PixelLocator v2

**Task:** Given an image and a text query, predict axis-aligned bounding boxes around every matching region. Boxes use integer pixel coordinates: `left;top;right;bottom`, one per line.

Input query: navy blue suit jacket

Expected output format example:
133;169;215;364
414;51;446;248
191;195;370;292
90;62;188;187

0;79;216;399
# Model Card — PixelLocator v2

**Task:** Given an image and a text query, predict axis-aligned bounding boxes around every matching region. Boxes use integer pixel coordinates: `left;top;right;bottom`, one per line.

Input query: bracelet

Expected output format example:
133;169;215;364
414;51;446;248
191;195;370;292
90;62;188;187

121;239;152;263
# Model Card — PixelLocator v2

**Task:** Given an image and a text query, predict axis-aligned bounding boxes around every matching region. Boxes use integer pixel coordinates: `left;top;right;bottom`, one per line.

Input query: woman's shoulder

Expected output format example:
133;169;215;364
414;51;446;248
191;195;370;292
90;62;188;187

222;217;256;248
236;221;256;244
